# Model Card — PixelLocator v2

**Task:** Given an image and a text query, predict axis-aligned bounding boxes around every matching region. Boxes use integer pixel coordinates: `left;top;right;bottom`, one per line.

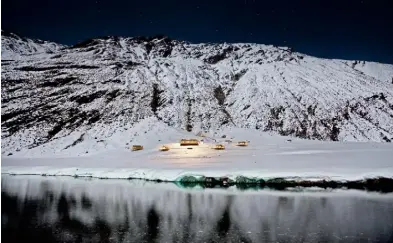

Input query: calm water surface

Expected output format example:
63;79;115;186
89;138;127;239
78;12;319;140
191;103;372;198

2;175;393;243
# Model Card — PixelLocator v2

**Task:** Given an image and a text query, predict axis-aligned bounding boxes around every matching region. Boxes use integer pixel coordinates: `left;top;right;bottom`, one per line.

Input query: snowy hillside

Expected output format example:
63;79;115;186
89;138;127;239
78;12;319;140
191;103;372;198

2;32;393;156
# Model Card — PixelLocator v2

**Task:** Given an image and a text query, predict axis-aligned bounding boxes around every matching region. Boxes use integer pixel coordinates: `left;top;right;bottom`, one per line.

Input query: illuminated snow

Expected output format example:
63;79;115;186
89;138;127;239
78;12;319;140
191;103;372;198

2;126;393;182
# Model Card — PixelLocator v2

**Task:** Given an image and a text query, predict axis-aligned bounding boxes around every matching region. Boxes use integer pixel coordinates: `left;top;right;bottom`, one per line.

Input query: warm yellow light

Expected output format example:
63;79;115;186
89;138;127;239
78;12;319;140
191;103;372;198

159;145;170;151
180;139;200;146
213;144;225;150
131;145;144;151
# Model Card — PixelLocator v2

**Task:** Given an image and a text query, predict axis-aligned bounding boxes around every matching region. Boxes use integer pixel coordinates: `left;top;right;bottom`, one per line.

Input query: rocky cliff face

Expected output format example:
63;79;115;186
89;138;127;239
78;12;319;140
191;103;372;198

2;32;393;155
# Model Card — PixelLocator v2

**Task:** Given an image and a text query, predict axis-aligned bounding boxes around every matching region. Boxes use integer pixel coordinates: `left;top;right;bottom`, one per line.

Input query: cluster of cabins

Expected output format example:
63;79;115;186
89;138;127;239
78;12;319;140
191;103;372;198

131;139;248;152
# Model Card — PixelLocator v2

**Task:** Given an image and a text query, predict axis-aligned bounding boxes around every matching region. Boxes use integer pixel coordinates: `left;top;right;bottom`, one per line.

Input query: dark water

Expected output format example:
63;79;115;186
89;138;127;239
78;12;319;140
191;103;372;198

2;176;393;243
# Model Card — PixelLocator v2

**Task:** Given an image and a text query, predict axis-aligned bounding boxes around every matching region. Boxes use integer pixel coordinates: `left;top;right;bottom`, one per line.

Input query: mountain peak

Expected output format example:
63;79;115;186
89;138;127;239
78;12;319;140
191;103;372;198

1;30;66;59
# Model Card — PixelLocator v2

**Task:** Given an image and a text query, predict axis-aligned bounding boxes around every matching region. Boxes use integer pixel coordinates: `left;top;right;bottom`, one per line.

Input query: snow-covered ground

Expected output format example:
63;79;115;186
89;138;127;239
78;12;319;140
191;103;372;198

2;123;393;182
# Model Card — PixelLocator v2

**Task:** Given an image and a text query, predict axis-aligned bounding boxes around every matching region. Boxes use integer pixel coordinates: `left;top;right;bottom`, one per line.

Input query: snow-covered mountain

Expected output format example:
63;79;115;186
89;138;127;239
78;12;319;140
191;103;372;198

2;32;393;156
1;30;65;59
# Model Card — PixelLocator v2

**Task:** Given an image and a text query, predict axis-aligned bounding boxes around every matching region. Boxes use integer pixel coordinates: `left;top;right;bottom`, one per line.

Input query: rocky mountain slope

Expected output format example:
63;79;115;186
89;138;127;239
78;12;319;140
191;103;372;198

2;32;393;156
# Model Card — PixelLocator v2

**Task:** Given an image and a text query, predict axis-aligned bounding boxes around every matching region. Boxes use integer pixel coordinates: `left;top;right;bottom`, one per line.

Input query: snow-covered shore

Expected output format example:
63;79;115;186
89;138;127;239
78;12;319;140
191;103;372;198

3;128;393;183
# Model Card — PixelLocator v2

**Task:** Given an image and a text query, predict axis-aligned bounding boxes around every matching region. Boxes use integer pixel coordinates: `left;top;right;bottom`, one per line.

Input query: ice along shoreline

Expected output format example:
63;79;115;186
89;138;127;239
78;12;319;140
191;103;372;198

2;170;393;193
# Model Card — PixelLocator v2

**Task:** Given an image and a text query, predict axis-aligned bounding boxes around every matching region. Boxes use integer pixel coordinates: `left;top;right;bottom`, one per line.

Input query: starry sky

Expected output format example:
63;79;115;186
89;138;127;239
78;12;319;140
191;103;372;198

2;0;393;63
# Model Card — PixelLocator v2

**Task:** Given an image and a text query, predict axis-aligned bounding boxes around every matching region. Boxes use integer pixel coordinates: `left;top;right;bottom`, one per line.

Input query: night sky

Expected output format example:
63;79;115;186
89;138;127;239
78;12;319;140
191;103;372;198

2;0;393;63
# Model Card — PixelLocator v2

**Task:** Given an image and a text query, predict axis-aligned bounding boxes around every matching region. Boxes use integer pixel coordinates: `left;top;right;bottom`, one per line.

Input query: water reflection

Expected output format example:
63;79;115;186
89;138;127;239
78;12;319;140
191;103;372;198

2;176;393;243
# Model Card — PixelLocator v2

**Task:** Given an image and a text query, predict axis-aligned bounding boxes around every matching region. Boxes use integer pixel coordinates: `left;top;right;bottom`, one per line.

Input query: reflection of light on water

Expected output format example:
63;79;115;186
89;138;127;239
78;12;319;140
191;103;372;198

3;175;393;243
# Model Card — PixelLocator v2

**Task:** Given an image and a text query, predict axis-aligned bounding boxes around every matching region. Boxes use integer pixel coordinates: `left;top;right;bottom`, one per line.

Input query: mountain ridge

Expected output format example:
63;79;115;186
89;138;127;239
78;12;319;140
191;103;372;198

2;31;393;156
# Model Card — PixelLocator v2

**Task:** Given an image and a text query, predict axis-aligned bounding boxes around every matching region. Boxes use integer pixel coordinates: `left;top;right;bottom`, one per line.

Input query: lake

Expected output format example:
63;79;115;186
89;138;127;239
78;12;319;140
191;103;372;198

2;175;393;243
